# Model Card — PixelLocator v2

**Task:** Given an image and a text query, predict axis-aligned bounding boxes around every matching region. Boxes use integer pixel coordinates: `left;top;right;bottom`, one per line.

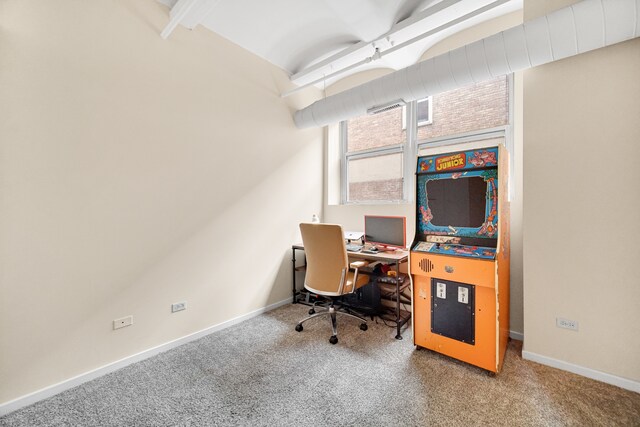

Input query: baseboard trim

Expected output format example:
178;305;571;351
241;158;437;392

522;350;640;394
0;298;291;416
509;330;524;341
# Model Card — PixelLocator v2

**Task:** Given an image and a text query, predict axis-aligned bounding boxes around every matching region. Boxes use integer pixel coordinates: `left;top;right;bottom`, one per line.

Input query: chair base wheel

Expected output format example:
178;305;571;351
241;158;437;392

360;323;368;331
308;308;315;315
295;324;303;332
329;335;338;345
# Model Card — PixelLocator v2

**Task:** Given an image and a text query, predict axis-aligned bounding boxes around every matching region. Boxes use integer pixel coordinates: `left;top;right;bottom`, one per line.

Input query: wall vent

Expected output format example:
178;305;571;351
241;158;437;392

366;100;405;115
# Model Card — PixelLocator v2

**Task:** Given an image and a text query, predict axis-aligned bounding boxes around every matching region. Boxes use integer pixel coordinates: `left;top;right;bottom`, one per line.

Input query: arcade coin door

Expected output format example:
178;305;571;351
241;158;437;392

410;146;510;373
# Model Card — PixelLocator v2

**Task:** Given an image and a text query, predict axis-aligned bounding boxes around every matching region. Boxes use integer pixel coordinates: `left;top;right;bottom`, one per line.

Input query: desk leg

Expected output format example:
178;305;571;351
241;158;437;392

395;262;402;340
291;247;297;304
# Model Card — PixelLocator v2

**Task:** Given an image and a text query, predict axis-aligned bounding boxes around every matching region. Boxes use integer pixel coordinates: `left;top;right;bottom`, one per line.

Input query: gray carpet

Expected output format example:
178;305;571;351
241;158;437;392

1;304;639;426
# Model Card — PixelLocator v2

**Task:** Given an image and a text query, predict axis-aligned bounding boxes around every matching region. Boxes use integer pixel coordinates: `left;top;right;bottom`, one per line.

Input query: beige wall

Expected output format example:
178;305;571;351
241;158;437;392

324;11;525;334
523;1;640;382
0;0;323;404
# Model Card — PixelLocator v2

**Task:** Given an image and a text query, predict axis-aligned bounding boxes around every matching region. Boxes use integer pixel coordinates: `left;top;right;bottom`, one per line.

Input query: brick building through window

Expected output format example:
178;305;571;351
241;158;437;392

342;76;508;203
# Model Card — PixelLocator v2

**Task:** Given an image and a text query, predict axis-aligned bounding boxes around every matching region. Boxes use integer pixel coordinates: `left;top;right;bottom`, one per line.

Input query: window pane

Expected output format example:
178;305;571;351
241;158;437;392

347;153;403;202
417;76;508;141
417;98;431;125
346;106;405;153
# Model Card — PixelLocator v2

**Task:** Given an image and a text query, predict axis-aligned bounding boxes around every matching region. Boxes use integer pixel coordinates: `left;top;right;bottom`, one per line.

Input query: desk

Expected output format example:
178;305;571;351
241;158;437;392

291;244;411;339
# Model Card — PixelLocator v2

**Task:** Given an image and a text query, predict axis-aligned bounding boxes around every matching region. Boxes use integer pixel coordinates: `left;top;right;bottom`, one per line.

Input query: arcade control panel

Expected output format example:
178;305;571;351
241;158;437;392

413;241;496;260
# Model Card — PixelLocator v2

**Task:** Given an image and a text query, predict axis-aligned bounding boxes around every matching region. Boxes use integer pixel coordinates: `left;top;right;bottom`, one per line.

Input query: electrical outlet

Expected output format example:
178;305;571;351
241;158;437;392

171;302;187;313
556;317;578;331
113;315;133;330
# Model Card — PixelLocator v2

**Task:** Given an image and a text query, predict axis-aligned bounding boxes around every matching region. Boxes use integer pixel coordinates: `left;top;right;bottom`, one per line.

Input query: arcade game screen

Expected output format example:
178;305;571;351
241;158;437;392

426;176;487;229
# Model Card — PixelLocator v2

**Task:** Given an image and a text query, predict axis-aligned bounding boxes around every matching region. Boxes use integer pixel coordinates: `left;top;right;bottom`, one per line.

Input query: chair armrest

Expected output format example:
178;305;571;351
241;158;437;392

350;260;368;269
342;261;368;294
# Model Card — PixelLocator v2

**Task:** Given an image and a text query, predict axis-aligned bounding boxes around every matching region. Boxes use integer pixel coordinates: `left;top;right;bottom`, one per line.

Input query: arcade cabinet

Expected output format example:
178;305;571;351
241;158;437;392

410;146;510;373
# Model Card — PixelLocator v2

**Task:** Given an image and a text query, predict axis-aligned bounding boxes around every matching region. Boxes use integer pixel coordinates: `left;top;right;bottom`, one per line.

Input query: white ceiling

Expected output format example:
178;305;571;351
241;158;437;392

158;0;522;91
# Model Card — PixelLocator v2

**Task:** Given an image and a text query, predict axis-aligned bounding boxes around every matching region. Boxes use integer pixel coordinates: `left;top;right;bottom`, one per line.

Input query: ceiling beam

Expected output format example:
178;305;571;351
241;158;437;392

161;0;199;39
289;0;462;84
380;0;512;59
161;0;220;39
283;0;514;97
180;0;220;30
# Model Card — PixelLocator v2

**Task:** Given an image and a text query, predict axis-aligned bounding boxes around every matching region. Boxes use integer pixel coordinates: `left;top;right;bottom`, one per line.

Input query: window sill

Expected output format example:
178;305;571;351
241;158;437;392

342;200;412;206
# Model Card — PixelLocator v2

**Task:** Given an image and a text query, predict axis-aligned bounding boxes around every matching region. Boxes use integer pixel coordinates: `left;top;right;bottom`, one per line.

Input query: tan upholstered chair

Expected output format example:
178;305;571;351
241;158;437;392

295;223;370;344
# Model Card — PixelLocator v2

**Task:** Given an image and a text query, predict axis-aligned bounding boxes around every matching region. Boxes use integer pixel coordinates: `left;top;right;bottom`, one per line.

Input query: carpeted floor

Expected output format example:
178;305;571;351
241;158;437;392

2;304;639;426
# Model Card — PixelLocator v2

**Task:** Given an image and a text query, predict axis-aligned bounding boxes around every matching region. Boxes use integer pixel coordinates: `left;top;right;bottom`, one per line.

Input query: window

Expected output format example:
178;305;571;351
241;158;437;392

417;76;508;142
416;97;432;126
339;75;510;204
342;105;409;203
403;97;432;129
347;152;404;202
415;76;511;199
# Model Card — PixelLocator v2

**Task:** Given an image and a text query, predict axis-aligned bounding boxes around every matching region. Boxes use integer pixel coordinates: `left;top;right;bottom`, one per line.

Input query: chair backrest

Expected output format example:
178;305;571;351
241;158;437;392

299;223;349;294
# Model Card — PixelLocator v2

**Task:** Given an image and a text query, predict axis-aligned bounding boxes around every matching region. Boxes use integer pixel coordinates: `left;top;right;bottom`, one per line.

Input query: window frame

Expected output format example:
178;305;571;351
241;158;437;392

340;102;415;205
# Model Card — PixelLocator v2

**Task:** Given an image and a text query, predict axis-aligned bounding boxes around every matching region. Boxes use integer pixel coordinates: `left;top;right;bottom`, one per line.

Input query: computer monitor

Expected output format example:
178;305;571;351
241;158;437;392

364;215;406;249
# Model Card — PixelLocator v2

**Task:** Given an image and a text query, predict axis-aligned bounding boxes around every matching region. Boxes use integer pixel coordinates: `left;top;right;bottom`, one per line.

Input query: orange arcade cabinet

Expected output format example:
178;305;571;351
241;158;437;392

410;146;510;374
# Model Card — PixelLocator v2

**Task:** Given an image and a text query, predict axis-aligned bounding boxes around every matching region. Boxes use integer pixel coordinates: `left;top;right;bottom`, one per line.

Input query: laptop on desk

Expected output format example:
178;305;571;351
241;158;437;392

345;231;364;252
344;231;364;241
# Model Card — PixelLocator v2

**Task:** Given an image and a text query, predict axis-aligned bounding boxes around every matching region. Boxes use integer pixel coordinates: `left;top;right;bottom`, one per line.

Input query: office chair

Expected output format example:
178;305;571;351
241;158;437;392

295;223;369;344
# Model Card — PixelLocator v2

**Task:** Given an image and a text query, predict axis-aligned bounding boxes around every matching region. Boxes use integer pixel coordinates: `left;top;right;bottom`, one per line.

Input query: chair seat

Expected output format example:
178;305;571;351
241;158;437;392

306;271;369;297
346;270;370;292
